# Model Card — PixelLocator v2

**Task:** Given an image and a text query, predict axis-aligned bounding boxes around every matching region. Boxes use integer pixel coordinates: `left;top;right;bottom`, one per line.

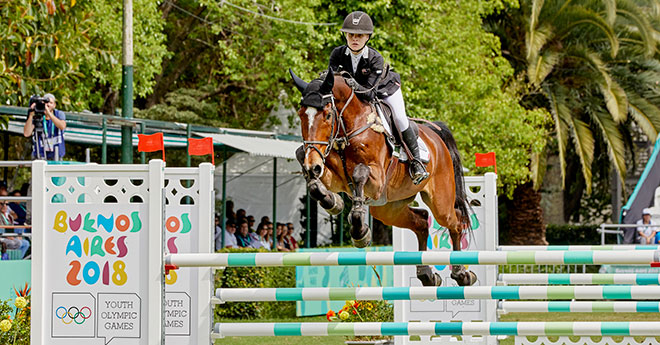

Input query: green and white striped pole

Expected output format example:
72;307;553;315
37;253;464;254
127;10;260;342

214;286;660;302
212;322;660;337
166;250;660;267
499;273;660;285
499;301;660;313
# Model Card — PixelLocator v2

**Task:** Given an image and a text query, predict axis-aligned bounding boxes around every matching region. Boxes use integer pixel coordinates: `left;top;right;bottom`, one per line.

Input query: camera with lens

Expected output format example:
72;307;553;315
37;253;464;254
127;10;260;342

28;95;48;125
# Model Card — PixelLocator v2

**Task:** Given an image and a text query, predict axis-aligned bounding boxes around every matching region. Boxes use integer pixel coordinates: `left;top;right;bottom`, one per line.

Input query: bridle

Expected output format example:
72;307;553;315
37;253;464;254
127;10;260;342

301;83;375;166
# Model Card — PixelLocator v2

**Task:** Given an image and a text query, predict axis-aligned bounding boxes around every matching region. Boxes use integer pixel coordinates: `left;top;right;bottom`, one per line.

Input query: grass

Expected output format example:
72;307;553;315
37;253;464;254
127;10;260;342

214;313;660;345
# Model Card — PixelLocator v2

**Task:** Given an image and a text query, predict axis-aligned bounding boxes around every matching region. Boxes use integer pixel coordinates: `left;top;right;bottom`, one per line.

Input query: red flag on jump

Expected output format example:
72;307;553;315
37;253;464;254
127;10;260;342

188;137;215;165
138;132;165;161
475;151;497;174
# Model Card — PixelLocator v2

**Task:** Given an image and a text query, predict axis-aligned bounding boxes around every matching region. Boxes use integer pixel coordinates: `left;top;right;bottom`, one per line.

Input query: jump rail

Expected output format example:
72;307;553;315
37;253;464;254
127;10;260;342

166;250;660;267
499;273;660;285
212;322;660;337
499;301;660;313
498;245;660;251
215;286;660;302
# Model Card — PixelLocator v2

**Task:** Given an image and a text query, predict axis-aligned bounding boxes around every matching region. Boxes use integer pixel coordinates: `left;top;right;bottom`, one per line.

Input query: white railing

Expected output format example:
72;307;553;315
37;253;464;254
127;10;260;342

598;223;660;244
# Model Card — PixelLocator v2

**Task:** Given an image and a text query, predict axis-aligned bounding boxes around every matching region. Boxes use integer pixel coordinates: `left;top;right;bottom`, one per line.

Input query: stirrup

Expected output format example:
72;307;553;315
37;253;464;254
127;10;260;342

409;160;429;185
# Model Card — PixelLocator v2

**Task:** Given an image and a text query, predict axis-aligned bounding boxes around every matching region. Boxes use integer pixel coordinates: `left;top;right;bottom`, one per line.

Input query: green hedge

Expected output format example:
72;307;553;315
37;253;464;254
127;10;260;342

545;224;601;245
214;248;296;320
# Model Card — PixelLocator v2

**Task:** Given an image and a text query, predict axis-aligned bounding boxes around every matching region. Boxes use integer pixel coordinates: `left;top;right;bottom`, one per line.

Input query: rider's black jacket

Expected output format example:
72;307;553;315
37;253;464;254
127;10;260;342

328;45;401;101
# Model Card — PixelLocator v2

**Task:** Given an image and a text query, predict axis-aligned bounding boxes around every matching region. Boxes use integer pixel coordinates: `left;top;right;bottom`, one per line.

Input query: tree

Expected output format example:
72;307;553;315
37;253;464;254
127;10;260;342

485;0;660;241
0;0;167;114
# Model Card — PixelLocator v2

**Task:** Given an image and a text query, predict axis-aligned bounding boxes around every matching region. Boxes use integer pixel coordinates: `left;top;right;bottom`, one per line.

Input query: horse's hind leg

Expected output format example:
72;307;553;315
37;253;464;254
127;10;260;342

371;200;442;287
348;163;371;248
421;193;477;286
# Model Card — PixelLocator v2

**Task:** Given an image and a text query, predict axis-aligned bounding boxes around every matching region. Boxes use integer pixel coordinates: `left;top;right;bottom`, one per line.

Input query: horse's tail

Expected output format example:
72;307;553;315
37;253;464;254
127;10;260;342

426;121;471;229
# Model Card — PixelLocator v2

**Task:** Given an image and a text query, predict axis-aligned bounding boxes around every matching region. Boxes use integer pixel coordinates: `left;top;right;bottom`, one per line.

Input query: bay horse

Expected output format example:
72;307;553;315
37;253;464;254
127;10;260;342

289;69;476;287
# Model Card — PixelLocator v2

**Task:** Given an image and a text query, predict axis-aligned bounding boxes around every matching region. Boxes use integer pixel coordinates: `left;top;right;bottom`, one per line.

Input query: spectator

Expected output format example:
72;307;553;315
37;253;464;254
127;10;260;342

286;222;299;250
275;223;290;252
214;215;223;251
258;223;271;249
637;208;657;244
23;93;66;160
220;220;238;248
247;215;256;233
224;200;235;224
0;201;14;232
0;235;29;259
9;190;27;234
249;223;268;249
236;209;247;225
235;219;252;247
1;242;7;260
265;222;274;248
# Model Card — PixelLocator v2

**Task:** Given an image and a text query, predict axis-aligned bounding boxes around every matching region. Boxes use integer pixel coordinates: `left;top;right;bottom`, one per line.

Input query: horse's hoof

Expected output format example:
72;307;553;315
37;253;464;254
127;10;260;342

351;227;371;248
450;270;478;286
416;266;442;287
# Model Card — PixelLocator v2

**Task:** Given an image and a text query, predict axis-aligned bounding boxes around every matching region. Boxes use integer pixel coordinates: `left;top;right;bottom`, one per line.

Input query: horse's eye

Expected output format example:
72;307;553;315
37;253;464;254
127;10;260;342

325;111;332;120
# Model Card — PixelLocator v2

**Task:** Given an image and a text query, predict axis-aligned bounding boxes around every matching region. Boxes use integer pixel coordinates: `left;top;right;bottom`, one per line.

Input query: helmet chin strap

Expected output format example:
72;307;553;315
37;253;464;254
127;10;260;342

345;35;371;53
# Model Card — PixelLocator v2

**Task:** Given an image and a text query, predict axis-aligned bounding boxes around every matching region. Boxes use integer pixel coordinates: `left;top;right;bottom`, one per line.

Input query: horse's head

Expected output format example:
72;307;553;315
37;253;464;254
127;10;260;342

289;69;340;179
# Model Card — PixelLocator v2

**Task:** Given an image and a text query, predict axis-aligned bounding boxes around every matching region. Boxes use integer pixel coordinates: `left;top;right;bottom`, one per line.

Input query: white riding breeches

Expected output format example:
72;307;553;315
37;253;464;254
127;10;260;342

383;89;409;131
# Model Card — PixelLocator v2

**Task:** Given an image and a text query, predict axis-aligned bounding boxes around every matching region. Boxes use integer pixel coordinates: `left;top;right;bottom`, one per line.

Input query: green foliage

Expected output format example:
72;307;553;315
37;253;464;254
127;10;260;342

0;297;31;345
136;88;224;126
327;299;393;341
0;0;167;112
544;224;601;245
147;0;545;193
214;248;296;320
486;0;660;194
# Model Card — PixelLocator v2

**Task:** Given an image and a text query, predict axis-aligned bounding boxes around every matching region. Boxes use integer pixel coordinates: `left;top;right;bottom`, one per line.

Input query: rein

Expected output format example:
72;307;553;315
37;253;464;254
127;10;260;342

301;87;375;163
301;82;379;194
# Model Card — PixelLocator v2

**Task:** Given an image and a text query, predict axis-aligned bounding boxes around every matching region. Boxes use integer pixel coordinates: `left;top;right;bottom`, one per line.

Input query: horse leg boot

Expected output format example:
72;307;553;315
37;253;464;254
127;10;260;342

349;163;371;248
401;124;429;185
448;230;477;286
308;179;344;215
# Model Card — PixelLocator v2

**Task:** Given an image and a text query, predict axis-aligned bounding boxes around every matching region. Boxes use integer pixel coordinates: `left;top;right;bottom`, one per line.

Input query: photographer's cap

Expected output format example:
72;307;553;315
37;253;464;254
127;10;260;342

643;208;652;215
44;93;56;102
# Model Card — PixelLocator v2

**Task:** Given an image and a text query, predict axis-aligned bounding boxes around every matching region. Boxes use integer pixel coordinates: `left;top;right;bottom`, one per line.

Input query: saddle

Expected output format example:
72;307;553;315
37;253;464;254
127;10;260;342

372;101;430;163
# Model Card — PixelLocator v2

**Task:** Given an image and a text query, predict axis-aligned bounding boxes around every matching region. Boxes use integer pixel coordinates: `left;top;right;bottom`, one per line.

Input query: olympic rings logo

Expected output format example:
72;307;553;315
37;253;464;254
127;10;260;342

55;306;92;325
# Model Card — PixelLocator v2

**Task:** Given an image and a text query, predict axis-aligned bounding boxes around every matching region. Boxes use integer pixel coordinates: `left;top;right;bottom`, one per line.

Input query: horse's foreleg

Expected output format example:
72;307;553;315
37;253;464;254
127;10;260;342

449;225;477;286
348;163;371;248
297;146;345;215
308;179;344;215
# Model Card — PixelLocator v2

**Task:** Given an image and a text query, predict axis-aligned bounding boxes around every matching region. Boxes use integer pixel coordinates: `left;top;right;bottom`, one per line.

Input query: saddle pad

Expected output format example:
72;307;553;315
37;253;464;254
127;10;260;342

375;104;430;163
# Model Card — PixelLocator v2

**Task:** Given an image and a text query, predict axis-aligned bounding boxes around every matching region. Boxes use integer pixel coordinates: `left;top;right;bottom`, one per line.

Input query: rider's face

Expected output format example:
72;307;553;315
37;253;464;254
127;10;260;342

346;33;369;52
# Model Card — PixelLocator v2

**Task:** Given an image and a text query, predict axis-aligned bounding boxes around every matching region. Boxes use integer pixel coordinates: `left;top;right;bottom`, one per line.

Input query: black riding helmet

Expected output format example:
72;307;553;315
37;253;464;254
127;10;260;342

340;11;373;35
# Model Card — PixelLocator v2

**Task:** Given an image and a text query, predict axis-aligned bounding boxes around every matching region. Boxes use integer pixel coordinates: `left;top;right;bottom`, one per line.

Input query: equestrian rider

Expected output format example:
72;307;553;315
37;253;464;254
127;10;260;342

328;11;429;185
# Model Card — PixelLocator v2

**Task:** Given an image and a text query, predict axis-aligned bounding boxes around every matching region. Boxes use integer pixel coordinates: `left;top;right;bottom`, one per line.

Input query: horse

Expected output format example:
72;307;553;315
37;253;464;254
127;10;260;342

289;69;476;287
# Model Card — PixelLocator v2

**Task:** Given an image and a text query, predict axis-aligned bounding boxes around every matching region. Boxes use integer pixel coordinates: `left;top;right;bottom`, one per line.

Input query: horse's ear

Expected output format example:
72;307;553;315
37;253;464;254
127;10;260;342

289;69;308;93
320;68;334;94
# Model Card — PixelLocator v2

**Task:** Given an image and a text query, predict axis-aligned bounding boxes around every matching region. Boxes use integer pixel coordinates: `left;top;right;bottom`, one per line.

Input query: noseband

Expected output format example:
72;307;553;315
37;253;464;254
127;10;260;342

301;88;357;164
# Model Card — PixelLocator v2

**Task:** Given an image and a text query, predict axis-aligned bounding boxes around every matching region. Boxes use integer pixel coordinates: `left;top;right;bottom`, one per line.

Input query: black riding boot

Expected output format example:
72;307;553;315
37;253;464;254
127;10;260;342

401;126;429;185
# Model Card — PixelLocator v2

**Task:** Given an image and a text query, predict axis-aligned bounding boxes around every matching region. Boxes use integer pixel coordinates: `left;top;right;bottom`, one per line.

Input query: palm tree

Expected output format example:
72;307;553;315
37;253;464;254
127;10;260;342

485;0;660;244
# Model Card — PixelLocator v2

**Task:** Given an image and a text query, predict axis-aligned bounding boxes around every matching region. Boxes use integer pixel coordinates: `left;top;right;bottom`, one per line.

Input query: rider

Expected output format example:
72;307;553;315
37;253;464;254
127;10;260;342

328;11;429;184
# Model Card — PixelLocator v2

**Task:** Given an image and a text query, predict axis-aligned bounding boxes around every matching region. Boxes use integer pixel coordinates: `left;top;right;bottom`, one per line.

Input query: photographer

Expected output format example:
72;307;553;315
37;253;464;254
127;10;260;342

23;93;66;160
